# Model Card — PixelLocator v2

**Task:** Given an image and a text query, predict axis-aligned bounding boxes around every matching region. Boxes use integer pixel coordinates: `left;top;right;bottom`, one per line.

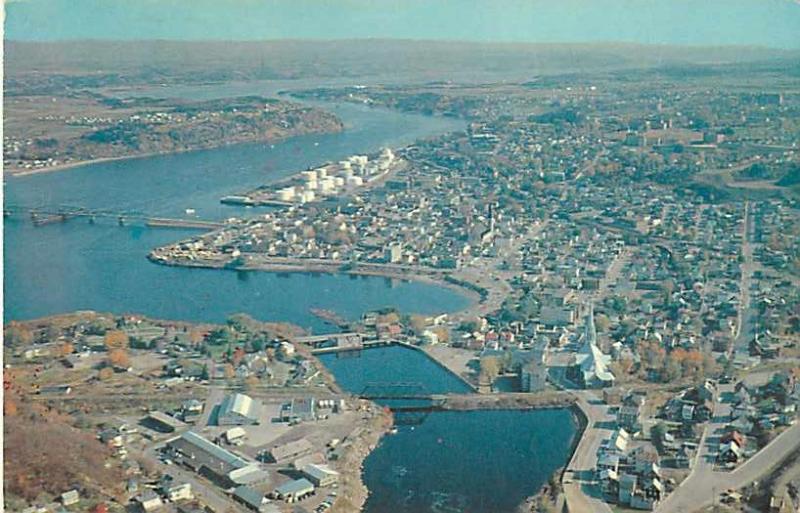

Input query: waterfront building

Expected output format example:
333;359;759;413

273;478;315;503
301;463;339;487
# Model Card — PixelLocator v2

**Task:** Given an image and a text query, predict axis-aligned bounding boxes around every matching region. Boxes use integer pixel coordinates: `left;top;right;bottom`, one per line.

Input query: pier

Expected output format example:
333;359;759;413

4;205;225;231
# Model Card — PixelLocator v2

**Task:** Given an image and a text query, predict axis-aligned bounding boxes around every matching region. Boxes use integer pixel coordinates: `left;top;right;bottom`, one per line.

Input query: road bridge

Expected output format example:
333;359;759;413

4;204;225;230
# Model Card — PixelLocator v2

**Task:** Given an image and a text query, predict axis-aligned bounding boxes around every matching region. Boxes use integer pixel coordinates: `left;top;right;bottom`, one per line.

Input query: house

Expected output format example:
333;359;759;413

60;490;80;507
608;429;630;454
719;441;743;464
301;464;339;487
629;445;660;474
675;445;694;469
135;490;163;513
597;453;620;475
273;478;315;503
164;482;193;502
721;430;746;448
618;403;643;432
218;393;259;426
599;468;620;496
632;478;663;510
619;474;638;504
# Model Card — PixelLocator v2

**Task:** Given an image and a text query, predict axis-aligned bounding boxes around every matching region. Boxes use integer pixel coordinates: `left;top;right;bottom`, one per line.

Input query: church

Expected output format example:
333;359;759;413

570;305;616;389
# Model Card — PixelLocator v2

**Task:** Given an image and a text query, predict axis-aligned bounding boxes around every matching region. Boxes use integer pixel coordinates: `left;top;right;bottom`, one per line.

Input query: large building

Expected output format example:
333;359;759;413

570;305;615;389
166;431;268;488
217;393;259;426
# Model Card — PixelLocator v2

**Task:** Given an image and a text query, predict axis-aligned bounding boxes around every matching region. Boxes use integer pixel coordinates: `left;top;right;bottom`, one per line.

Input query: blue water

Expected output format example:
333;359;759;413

3;94;470;330
319;345;577;513
318;344;473;396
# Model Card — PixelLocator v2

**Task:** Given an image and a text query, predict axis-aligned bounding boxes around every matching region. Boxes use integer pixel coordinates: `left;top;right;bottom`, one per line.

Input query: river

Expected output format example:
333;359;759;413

4;89;470;330
319;345;577;513
4;81;576;513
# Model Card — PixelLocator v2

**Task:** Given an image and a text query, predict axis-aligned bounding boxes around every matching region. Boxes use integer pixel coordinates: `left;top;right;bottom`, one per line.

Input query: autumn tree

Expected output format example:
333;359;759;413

104;330;129;351
57;342;75;357
108;349;130;369
432;326;450;344
189;329;206;345
98;367;114;380
4;321;34;347
479;356;500;383
223;363;235;380
408;315;429;335
231;347;246;367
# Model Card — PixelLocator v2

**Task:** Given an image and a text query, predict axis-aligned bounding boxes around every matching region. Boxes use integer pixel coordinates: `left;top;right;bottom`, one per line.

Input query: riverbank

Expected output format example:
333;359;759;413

329;404;393;513
6;122;344;178
147;253;487;320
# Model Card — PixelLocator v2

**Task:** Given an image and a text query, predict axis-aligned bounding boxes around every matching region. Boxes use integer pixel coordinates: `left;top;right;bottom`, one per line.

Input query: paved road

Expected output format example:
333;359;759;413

563;391;614;513
734;201;757;356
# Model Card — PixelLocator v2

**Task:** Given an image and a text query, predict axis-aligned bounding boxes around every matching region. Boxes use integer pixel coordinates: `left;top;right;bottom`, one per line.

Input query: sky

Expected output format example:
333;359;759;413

4;0;800;49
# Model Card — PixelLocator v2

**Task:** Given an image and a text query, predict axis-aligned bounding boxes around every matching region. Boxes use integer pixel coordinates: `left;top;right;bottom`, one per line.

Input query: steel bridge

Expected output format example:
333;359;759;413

4;204;225;230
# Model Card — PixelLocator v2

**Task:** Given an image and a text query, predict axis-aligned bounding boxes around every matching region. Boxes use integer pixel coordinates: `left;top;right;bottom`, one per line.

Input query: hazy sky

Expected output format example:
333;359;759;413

5;0;800;49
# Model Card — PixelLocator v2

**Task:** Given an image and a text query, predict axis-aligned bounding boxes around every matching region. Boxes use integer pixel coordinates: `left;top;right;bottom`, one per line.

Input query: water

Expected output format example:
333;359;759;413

319;345;578;513
4;95;470;329
317;344;473;396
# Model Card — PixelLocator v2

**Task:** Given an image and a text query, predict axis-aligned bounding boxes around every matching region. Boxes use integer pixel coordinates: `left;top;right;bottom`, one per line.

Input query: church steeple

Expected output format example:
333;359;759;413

584;303;597;346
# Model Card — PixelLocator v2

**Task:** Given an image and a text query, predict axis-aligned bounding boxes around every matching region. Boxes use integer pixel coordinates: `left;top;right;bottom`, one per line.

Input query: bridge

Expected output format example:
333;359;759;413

4;204;225;230
360;382;434;401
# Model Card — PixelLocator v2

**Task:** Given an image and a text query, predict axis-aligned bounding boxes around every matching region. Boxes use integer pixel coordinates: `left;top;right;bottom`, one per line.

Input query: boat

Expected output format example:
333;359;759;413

185;208;196;215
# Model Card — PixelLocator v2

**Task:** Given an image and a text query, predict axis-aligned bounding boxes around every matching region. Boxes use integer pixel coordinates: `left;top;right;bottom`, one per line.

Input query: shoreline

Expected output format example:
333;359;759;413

5;125;344;178
147;255;488;320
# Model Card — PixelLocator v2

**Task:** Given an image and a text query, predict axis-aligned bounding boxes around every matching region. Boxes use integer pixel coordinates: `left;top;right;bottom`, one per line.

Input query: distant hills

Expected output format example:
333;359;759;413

6;39;800;83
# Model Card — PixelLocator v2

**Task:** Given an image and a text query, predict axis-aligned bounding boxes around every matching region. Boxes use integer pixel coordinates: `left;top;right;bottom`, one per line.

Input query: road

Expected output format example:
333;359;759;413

563;391;614;513
734;201;756;355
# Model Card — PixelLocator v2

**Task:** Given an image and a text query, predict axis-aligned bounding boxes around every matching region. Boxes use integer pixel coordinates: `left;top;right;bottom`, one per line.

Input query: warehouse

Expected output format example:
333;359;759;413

265;438;313;464
166;431;268;487
143;411;186;433
273;478;315;503
217;393;259;426
301;464;339;487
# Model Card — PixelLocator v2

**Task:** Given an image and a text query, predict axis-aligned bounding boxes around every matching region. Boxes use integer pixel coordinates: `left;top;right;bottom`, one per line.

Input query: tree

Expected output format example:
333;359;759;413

57;342;75;357
595;314;611;333
479;356;500;383
188;329;206;345
231;347;246;367
98;367;114;380
432;326;450;344
104;330;129;351
108;349;130;369
4;397;18;417
408;315;429;335
4;322;34;347
200;364;210;381
223;363;235;380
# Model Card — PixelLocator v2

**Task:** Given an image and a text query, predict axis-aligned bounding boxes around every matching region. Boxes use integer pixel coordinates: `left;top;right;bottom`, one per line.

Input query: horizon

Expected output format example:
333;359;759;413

5;0;800;50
